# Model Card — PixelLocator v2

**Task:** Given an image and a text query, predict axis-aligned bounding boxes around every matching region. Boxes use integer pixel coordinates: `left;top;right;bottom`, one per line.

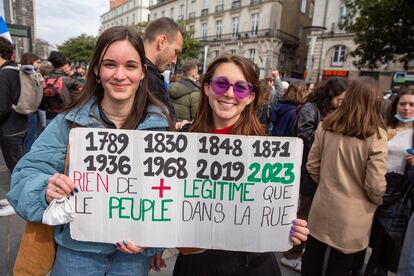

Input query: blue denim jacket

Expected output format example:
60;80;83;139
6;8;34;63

8;97;168;257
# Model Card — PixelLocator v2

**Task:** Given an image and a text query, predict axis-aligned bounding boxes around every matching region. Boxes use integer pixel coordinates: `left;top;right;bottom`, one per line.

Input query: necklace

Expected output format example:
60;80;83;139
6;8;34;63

102;108;129;118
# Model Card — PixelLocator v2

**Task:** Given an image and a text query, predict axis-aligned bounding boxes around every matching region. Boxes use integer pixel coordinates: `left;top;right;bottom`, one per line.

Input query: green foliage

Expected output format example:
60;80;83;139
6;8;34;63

58;34;97;65
342;0;414;69
177;20;202;65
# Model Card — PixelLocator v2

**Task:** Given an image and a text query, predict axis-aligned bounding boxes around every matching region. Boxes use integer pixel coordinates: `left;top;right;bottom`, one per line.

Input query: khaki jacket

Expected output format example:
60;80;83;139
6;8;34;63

306;124;388;253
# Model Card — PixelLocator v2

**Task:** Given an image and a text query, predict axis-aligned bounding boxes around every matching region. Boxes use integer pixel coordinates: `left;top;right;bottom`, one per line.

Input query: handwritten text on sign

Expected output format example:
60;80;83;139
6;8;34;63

68;129;303;252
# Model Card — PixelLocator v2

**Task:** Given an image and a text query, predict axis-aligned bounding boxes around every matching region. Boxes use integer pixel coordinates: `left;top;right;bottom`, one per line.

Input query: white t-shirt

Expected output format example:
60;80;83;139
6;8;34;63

387;128;413;174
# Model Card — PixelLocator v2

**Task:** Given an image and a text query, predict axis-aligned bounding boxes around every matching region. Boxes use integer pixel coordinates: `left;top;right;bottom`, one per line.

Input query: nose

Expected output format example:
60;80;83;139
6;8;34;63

172;55;178;65
114;67;126;80
224;85;235;98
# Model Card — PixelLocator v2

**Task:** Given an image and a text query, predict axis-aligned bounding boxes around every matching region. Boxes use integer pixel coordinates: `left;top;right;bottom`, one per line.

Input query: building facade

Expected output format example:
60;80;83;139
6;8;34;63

306;0;412;91
149;0;313;79
101;0;151;32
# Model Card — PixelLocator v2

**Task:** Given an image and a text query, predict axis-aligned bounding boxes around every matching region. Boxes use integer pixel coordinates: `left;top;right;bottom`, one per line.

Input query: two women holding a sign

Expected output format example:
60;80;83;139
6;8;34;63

172;55;310;275
8;26;173;275
302;77;388;275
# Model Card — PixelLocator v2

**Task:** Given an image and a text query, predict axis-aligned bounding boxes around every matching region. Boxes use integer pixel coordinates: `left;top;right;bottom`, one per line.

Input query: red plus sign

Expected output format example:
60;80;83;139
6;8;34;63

151;178;171;198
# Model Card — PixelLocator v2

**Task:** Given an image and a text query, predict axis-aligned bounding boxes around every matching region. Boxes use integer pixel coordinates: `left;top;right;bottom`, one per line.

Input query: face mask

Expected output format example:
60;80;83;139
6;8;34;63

394;113;414;123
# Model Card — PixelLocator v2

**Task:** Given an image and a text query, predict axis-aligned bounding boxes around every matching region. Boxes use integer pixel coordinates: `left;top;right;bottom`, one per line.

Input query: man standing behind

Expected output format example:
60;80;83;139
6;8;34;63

43;51;81;121
144;17;183;120
168;61;200;122
0;37;25;216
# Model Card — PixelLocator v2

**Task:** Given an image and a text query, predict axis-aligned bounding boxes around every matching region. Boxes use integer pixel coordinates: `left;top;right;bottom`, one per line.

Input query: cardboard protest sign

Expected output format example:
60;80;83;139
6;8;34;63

69;128;303;252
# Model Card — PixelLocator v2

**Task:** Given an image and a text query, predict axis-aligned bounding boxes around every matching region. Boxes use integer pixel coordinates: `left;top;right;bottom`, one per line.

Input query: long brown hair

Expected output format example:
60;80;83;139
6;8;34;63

282;80;309;104
323;77;385;139
190;55;266;135
307;77;349;117
66;26;173;130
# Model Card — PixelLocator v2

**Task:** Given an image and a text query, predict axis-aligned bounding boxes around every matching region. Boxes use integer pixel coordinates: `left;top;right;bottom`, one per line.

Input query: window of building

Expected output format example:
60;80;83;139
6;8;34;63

133;14;135;24
126;16;129;25
170;7;174;18
249;49;256;61
298;25;303;42
250;13;259;36
162;10;165;17
301;0;307;13
309;1;314;18
216;20;222;38
153;13;157;20
337;1;347;31
202;23;208;39
214;50;220;58
203;0;209;9
180;4;184;16
192;0;196;12
232;17;239;37
332;45;347;66
230;49;237;55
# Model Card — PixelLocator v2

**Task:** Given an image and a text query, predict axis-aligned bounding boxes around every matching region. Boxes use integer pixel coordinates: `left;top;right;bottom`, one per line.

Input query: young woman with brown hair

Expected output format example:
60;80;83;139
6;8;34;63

302;77;388;275
172;55;309;276
8;26;173;275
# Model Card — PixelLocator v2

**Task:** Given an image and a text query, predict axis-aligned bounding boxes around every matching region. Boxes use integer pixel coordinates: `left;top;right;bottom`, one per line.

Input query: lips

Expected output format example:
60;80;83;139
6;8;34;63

111;83;128;91
218;100;236;109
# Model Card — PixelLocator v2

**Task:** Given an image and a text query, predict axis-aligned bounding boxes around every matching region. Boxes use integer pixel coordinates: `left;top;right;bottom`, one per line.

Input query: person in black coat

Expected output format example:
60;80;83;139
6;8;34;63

0;37;26;216
143;17;184;121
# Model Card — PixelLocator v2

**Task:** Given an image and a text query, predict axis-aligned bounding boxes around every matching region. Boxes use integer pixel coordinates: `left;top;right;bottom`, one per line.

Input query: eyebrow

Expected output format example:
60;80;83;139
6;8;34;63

102;58;140;64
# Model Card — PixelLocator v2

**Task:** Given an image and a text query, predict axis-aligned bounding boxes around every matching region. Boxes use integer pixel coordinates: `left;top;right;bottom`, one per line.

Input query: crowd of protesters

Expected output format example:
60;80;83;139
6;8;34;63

0;16;413;276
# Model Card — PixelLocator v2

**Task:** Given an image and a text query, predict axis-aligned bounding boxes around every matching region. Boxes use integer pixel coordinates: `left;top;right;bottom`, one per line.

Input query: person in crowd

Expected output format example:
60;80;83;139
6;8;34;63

270;80;309;136
7;26;173;275
266;70;284;134
71;65;85;80
398;211;414;275
0;37;27;216
302;77;388;275
365;88;414;275
144;17;183;120
37;61;53;133
168;61;200;122
280;77;348;272
44;51;82;121
20;52;43;152
168;55;309;276
306;82;314;94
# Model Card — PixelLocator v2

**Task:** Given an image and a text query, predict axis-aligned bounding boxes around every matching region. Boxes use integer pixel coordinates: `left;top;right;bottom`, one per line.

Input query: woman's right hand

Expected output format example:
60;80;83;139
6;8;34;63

46;173;77;203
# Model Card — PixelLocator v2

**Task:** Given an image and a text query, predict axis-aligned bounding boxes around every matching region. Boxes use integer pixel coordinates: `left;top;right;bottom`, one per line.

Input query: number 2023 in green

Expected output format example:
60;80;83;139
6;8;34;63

247;162;295;184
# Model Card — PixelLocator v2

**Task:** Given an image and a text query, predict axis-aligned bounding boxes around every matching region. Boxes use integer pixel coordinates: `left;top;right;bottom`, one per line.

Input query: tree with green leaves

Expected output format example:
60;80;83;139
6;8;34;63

58;34;97;65
176;20;201;66
342;0;414;69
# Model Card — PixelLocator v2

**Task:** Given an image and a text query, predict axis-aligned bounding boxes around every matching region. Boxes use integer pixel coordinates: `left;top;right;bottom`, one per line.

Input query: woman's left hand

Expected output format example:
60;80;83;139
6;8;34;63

114;241;145;254
289;219;309;245
405;154;414;167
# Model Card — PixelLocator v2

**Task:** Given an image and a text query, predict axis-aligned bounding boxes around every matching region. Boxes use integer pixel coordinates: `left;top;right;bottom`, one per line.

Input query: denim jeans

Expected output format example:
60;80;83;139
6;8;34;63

51;245;150;276
398;213;414;275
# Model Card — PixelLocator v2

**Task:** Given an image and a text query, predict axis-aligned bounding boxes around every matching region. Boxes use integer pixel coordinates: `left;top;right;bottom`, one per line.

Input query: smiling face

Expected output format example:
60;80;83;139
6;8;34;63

204;62;255;129
397;94;414;119
97;40;145;106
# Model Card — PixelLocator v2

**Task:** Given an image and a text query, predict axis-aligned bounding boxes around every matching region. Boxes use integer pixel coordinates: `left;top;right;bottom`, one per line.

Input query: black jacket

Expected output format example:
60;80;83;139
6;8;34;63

0;61;27;135
146;58;175;120
295;101;321;196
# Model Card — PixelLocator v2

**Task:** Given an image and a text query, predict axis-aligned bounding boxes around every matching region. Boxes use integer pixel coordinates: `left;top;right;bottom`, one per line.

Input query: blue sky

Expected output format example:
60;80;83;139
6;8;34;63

36;0;108;46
